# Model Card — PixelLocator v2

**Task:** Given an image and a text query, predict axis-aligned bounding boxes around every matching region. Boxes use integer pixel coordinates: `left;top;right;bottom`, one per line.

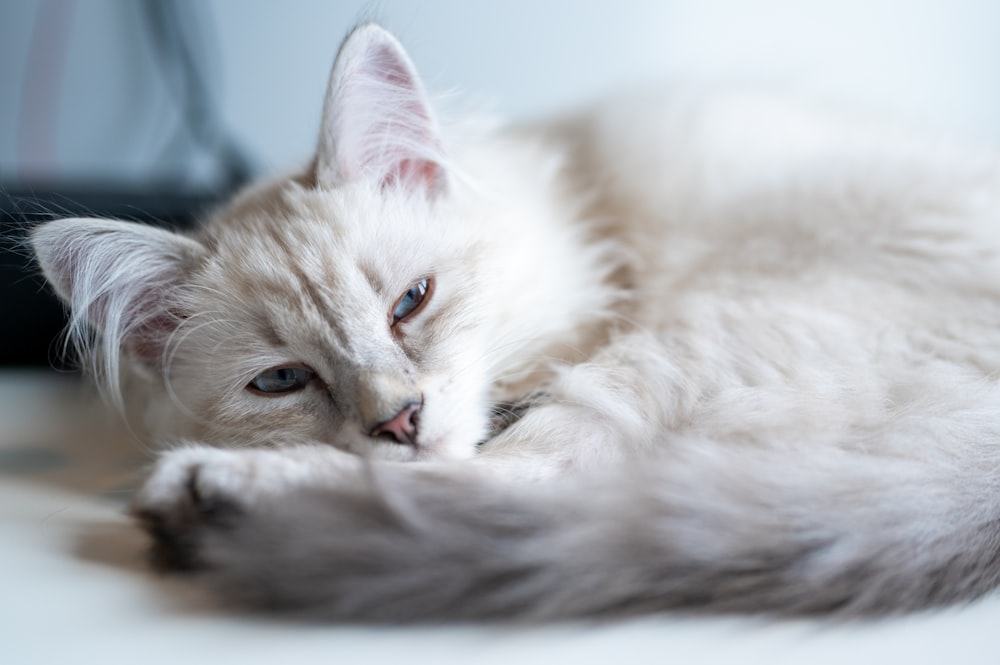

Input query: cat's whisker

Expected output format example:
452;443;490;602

161;313;242;428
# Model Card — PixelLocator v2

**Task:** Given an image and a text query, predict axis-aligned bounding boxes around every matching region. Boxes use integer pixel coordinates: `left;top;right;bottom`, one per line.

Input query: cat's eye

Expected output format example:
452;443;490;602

248;366;314;394
391;277;432;326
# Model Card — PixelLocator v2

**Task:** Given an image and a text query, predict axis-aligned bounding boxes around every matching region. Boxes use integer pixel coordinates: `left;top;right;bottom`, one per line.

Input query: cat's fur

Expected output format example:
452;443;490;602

31;24;1000;620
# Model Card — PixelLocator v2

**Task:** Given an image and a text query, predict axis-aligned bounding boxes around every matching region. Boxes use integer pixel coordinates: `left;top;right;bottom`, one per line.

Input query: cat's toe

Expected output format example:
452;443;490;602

132;447;245;572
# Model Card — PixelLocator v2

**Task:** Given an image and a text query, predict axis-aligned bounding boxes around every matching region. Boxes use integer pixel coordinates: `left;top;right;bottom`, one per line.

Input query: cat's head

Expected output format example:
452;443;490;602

31;25;498;461
32;24;620;460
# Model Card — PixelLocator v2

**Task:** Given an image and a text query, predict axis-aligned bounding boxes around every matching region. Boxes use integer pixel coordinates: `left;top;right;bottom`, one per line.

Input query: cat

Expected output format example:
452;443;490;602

30;23;1000;621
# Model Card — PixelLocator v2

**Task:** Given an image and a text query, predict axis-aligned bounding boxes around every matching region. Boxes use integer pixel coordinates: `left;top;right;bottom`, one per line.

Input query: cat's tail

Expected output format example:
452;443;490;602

136;439;1000;621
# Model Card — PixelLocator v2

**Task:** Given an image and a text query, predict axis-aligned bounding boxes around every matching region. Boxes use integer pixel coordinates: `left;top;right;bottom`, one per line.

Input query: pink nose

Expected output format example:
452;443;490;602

370;401;421;445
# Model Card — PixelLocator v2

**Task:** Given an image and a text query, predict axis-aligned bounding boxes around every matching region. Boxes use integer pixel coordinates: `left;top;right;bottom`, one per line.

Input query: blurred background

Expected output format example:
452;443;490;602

3;0;1000;366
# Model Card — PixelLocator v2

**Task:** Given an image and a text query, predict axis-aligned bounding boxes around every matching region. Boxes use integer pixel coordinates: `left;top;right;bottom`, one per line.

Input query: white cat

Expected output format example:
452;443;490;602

31;24;1000;620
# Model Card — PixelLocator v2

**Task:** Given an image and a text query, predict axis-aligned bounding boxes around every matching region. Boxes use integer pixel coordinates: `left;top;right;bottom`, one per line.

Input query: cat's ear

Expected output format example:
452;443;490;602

31;218;203;363
314;23;446;196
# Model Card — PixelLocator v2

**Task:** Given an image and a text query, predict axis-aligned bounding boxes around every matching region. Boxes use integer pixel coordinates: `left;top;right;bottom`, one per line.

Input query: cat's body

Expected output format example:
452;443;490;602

31;24;1000;620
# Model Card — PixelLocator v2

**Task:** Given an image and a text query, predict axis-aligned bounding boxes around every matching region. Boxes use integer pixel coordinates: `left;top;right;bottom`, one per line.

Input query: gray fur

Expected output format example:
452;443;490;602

135;440;1000;621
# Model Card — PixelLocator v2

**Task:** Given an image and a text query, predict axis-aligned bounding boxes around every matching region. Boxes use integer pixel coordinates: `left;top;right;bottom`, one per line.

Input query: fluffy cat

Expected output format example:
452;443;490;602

31;23;1000;621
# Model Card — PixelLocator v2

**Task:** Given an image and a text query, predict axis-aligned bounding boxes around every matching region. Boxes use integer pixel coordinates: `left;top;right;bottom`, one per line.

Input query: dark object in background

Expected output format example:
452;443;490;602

2;1;256;367
0;186;224;367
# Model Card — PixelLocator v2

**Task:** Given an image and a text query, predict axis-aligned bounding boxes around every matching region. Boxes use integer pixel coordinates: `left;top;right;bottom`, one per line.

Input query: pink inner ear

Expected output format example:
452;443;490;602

125;308;188;362
321;32;447;194
382;157;444;193
368;44;445;194
375;43;415;87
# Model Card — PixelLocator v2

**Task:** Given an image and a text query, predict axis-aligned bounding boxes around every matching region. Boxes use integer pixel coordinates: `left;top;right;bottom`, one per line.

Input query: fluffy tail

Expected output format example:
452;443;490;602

138;441;1000;622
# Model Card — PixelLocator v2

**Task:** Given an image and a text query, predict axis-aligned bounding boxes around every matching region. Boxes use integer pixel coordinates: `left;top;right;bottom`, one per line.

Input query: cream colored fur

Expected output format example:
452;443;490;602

30;24;1000;619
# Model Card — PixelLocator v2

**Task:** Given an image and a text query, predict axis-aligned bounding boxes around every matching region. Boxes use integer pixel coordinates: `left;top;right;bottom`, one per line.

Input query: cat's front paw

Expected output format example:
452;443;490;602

132;444;359;572
132;446;251;572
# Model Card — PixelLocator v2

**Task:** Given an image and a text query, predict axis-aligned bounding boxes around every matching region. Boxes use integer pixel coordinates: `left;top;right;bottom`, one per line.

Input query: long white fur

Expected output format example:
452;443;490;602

29;23;1000;619
30;219;202;410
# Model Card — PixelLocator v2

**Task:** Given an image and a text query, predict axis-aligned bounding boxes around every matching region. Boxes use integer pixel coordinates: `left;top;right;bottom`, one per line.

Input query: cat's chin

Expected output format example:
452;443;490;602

360;433;478;463
414;436;479;462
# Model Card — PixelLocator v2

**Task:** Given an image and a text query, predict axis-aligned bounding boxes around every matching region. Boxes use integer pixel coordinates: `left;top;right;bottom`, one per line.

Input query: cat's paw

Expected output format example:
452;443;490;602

132;446;252;572
132;444;359;572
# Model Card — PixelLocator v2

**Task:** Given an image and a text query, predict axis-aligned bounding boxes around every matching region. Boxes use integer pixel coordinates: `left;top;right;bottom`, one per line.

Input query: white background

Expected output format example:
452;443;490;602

3;0;1000;185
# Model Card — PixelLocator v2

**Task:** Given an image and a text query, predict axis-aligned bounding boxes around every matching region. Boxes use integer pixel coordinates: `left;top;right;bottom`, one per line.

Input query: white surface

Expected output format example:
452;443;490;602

2;370;1000;664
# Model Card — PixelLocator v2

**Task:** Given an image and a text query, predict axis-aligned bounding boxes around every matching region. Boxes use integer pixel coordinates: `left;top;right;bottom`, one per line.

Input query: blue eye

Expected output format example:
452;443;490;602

248;366;314;394
392;278;431;325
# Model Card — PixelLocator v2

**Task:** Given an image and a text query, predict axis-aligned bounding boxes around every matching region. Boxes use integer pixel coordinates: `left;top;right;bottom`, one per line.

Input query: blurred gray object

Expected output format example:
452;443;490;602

0;0;254;366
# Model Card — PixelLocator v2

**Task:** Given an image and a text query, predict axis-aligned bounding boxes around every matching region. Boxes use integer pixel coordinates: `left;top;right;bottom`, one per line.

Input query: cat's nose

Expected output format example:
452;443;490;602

369;400;421;446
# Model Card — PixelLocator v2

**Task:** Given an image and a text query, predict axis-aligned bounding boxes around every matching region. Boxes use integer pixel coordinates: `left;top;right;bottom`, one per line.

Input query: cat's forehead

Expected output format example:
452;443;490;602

201;180;441;272
188;178;464;326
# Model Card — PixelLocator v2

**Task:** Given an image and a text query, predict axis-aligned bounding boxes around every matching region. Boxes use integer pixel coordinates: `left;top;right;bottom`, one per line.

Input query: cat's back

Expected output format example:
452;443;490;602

537;87;1000;227
521;88;1000;383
